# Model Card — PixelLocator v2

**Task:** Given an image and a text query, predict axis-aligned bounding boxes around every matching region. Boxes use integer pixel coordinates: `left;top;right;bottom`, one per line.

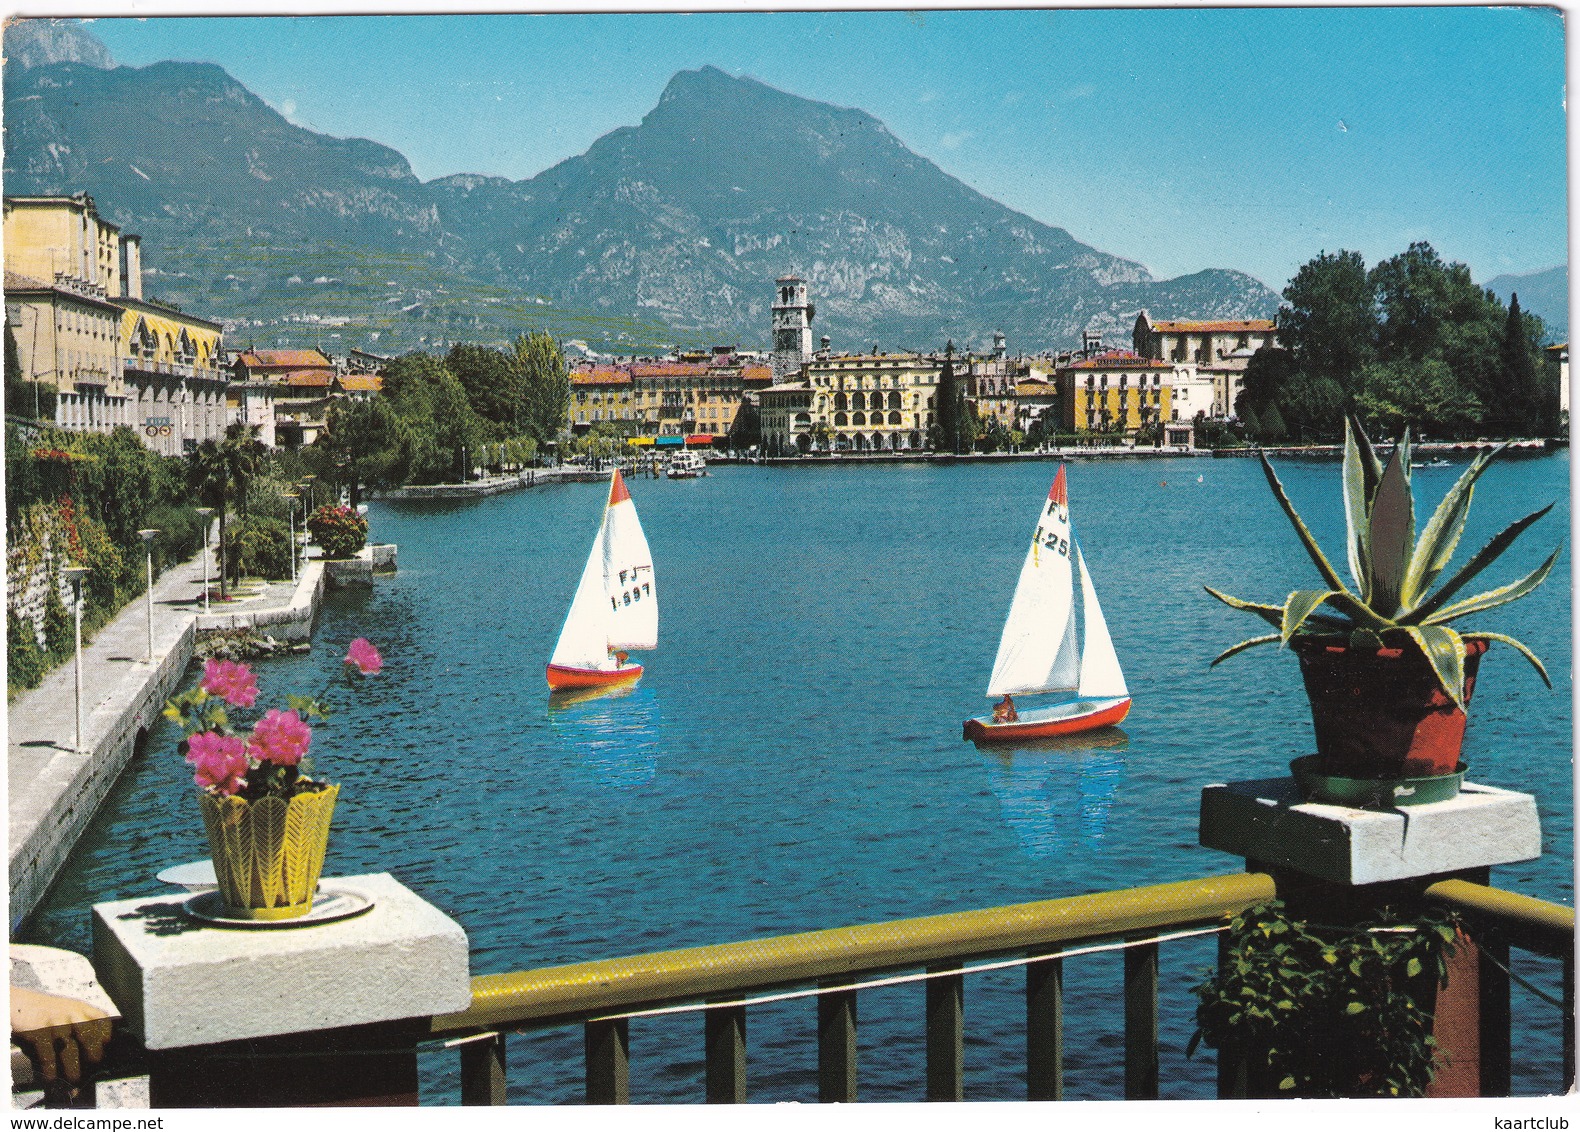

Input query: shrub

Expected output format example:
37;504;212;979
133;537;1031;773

307;504;368;559
224;517;293;580
7;609;47;693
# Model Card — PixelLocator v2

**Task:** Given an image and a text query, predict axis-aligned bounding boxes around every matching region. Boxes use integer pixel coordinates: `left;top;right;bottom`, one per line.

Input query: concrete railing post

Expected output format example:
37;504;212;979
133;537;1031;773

92;872;471;1107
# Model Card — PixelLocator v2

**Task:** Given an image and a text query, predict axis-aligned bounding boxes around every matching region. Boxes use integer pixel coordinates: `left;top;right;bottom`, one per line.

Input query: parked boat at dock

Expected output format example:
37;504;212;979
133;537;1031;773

666;451;707;478
545;470;657;691
963;465;1131;742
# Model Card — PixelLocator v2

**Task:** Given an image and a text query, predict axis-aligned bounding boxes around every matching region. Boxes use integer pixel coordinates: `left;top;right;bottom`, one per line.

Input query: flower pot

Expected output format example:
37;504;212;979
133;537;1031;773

197;784;339;921
1290;755;1466;808
1291;637;1487;778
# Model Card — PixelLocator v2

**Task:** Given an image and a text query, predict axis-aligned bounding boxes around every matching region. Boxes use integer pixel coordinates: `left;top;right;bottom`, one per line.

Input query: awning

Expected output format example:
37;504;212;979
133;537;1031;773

655;436;684;447
627;436;655;447
685;434;713;447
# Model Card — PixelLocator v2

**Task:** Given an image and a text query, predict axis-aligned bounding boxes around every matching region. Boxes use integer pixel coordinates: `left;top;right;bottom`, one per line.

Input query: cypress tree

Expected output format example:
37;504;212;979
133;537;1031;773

1499;293;1540;436
935;342;960;452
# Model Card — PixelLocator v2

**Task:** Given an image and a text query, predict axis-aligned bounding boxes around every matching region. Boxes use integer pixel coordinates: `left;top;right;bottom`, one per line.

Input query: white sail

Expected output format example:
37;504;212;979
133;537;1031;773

986;471;1080;698
602;473;658;651
549;471;657;669
1075;542;1128;699
550;516;614;668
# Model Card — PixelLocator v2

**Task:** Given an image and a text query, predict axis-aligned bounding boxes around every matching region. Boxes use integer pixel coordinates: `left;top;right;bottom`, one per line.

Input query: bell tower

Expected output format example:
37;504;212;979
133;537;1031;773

772;275;813;381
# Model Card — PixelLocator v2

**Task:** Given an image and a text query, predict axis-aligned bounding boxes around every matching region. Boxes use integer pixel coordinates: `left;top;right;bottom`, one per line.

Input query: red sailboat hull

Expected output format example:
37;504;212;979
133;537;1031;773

962;696;1131;743
545;662;644;691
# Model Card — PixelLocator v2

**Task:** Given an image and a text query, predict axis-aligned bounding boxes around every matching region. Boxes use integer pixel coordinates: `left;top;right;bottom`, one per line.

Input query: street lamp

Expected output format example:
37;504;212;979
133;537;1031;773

195;507;214;612
138;529;160;664
61;564;90;753
301;473;316;515
281;492;300;583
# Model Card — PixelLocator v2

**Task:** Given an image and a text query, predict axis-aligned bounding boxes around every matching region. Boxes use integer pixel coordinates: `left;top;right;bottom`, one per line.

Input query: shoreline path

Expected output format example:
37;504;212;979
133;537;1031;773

8;543;317;930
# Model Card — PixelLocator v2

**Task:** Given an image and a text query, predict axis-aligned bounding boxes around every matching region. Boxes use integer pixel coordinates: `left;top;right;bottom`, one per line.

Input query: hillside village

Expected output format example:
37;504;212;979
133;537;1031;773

6;191;1318;463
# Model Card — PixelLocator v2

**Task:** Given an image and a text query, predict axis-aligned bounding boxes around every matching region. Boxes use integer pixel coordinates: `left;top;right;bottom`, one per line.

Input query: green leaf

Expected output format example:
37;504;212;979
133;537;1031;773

1460;632;1552;688
1366;436;1415;618
1278;1077;1296;1091
1406;958;1422;978
1345;1001;1367;1015
1204;586;1286;630
1422;544;1562;625
1399;448;1499;610
1211;633;1281;666
1258;450;1352;596
1342;418;1376;597
1401;624;1467;709
1406;503;1555;623
1281;590;1342;643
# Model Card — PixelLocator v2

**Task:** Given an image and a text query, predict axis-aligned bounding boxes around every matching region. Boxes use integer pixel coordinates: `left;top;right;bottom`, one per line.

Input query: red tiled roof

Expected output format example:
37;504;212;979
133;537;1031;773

571;366;633;386
339;373;383;392
281;371;334;388
630;362;711;378
740;365;775;383
238;349;334;369
1066;352;1169;370
1148;319;1275;334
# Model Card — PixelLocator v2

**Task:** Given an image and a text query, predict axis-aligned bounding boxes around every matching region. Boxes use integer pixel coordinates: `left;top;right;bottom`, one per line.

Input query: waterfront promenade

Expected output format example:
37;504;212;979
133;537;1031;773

7;549;324;930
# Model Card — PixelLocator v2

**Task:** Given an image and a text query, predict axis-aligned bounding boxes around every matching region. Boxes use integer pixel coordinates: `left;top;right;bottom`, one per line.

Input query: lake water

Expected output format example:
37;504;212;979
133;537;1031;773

24;451;1573;1100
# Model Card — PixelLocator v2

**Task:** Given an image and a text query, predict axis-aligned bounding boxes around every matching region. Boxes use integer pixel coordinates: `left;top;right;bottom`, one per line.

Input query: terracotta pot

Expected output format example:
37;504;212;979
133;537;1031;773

1291;637;1487;778
198;784;339;920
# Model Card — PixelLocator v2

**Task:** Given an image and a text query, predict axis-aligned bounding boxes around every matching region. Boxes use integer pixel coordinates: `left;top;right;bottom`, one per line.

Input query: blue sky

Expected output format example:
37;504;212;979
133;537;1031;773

74;7;1567;294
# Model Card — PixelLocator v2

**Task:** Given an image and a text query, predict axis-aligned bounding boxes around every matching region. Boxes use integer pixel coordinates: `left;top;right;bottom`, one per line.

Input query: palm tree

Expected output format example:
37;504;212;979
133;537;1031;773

188;423;266;599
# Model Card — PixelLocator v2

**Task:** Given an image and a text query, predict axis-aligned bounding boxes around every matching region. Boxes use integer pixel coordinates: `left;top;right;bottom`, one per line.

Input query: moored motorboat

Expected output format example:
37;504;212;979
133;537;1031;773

667;450;707;478
963;465;1132;742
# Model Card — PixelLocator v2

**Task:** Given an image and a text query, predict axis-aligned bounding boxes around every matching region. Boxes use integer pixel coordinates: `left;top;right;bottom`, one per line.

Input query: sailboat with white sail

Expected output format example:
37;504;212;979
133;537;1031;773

545;469;657;691
963;465;1131;742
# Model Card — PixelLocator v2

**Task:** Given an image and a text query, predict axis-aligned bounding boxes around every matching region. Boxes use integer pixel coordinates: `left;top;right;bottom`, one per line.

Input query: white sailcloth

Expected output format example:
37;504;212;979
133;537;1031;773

549;472;657;669
986;478;1079;698
1075;543;1128;699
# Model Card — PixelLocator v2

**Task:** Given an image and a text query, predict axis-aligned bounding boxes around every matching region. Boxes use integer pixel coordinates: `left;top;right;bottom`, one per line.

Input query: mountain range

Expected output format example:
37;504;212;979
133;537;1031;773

7;20;1284;356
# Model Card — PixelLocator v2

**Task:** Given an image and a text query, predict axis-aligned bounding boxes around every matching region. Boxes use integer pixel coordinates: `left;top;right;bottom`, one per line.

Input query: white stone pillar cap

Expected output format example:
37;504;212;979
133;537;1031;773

1199;777;1541;886
92;872;470;1050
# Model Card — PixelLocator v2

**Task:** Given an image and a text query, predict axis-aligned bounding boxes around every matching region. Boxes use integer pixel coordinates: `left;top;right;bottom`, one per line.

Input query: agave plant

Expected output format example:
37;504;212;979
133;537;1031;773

1208;418;1559;707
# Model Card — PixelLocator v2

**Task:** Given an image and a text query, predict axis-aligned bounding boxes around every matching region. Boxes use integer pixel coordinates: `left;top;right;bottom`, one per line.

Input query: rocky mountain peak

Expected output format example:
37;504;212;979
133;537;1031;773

4;18;114;70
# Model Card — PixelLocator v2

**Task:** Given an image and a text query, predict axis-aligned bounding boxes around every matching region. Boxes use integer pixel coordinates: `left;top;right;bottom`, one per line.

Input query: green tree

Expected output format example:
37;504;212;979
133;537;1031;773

381;352;487;485
1495;292;1551;436
318;397;409;507
1354;357;1484;439
1278;250;1377;389
934;345;964;452
188;423;267;599
447;343;523;432
1258;402;1288;443
510;332;569;449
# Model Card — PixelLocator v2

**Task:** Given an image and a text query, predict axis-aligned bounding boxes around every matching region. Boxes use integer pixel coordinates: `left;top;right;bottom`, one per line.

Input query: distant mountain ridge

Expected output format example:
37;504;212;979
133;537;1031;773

4;25;1281;355
1485;265;1568;344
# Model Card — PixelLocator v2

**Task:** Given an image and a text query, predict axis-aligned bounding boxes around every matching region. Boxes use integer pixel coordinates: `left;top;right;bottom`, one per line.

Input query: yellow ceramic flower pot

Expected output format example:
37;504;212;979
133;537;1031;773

198;784;339;920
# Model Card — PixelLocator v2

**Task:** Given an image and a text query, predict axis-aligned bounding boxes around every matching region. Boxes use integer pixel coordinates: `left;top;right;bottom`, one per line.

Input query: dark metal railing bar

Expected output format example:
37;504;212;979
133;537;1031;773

584;1017;629;1105
459;1032;507;1106
1123;938;1160;1100
1564;955;1575;1093
1477;933;1513;1098
816;980;858;1103
1025;956;1063;1101
925;962;964;1101
704;1004;747;1103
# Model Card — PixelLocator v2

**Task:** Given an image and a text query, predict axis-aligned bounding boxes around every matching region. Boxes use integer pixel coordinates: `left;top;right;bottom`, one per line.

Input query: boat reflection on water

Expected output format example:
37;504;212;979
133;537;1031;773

977;727;1129;859
547;682;663;790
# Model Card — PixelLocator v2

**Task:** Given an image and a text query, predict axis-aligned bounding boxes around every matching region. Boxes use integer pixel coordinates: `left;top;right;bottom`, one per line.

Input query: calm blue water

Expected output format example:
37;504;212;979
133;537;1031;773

24;452;1573;1100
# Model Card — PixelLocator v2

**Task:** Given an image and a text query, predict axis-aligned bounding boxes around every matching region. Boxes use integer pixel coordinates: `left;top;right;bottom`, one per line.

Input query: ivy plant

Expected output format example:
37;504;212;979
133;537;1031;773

1189;899;1462;1098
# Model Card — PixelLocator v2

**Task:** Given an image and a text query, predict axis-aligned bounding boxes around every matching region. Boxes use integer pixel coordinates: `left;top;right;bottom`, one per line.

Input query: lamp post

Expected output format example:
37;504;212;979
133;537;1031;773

138;529;160;663
195;507;214;612
62;565;90;753
301;473;316;515
282;492;300;583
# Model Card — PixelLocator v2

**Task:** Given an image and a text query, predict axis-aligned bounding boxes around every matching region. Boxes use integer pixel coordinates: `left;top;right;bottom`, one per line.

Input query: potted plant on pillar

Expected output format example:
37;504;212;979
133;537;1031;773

163;638;383;920
1208;418;1558;802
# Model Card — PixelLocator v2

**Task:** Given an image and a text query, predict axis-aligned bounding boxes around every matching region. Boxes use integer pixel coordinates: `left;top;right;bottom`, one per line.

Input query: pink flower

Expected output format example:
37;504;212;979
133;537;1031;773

200;659;259;708
344;638;382;675
186;731;249;795
248;708;312;767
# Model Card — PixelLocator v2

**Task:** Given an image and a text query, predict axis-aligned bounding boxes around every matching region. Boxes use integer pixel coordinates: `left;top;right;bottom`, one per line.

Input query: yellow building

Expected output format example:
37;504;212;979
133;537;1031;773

1059;351;1173;437
5;193;233;451
567;351;774;443
805;352;941;451
4;195;130;431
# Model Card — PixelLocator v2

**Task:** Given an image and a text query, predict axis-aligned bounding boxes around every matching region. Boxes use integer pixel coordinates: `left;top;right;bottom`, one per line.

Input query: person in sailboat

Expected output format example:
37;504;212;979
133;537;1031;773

993;694;1018;723
614;650;630;668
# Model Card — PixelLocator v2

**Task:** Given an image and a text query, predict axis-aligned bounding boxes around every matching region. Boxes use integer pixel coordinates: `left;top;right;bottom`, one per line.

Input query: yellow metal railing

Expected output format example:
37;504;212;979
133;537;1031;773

430;871;1278;1104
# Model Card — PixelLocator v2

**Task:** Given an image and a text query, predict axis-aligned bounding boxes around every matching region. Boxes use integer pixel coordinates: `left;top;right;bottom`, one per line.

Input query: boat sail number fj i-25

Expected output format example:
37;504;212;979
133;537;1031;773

963;466;1131;742
546;470;657;691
